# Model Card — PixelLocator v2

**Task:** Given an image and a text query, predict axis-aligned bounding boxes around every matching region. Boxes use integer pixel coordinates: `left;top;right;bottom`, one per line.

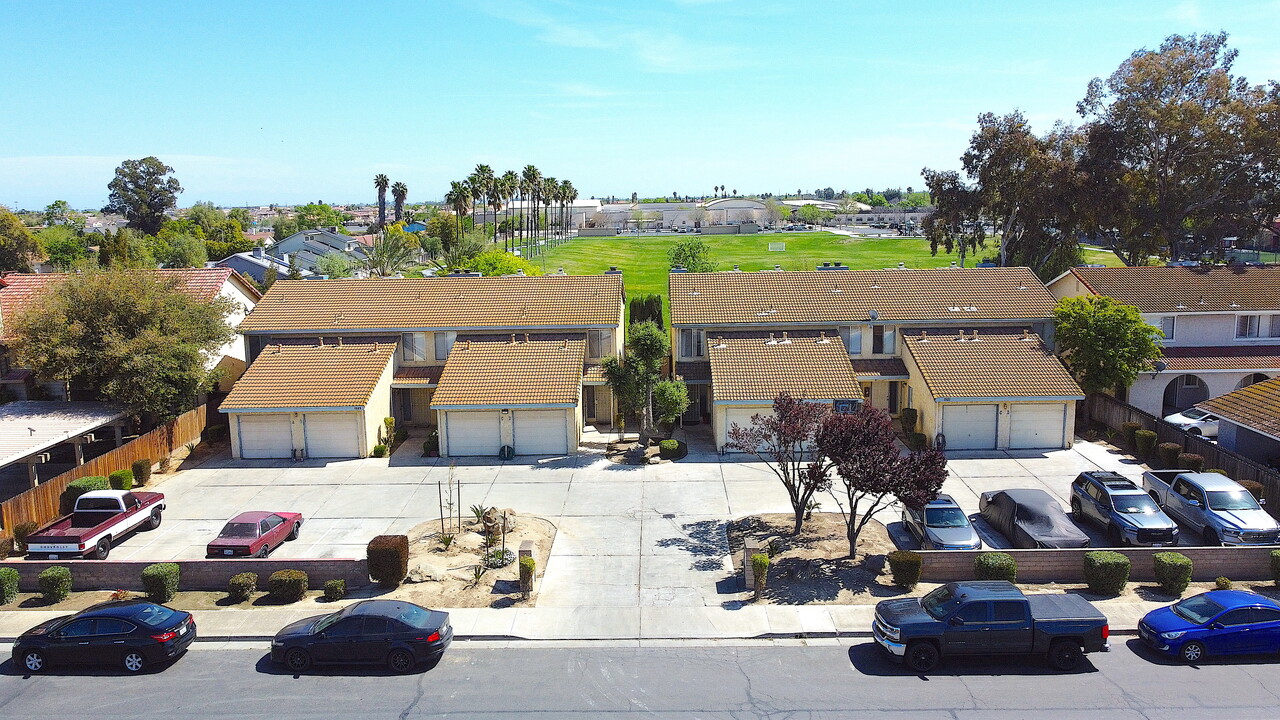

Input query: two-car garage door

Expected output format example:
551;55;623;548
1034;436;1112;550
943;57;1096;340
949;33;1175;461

443;409;571;456
939;403;1068;450
235;412;361;459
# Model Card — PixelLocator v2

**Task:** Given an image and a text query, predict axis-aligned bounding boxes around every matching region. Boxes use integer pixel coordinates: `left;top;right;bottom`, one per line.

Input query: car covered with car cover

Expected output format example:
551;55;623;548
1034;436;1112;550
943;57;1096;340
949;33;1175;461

979;488;1089;549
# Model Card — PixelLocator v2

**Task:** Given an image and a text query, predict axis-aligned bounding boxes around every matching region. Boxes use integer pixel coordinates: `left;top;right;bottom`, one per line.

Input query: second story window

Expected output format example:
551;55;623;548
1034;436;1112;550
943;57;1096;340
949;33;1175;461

401;332;428;362
1160;317;1176;341
839;325;863;354
588;329;612;359
434;332;455;361
1237;315;1261;339
872;326;895;354
679;328;705;358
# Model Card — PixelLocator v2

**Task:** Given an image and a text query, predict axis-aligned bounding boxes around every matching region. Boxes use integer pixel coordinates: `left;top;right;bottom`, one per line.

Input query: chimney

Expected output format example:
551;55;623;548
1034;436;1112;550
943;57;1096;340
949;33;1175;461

252;246;264;259
732;264;740;271
604;266;623;275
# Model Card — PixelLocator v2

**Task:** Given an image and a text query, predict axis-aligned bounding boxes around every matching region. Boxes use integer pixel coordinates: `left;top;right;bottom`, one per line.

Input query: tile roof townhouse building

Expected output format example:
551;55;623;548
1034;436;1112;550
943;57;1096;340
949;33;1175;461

222;274;625;459
670;266;1083;452
1199;376;1280;466
0;268;259;400
1048;265;1280;417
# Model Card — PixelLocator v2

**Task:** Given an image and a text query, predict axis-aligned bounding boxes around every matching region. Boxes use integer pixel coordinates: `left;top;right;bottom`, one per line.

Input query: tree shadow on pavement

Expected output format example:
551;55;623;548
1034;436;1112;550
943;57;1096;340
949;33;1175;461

847;642;1098;677
655;519;730;572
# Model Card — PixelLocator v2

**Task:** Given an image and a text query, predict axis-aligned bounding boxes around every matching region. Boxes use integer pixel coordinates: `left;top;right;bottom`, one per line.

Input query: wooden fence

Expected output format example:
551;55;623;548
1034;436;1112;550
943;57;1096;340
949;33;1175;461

1084;393;1280;514
1;404;209;536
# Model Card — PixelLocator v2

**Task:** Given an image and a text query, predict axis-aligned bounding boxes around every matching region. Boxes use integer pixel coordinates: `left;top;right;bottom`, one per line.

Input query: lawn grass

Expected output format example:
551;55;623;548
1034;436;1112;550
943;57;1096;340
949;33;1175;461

537;231;1126;302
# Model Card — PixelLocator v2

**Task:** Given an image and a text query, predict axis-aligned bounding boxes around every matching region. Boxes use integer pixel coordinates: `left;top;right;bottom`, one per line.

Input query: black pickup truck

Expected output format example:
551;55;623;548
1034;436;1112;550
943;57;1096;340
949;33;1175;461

873;581;1109;672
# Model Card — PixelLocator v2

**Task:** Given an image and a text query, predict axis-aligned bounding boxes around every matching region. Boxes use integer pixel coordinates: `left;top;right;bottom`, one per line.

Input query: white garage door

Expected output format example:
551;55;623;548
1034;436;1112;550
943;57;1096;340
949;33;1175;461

1009;403;1067;449
303;412;361;458
237;414;293;459
722;407;771;450
514;410;570;455
941;404;998;450
445;411;502;457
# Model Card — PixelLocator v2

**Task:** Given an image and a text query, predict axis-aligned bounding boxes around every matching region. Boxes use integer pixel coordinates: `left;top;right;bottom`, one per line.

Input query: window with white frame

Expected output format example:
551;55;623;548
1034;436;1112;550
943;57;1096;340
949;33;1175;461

434;331;455;360
401;332;428;362
1160;316;1176;341
679;328;705;358
1237;315;1261;339
839;325;863;354
588;329;612;359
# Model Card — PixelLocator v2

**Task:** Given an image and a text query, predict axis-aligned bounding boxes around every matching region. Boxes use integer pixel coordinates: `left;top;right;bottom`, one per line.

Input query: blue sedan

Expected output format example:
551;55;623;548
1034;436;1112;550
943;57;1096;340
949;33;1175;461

1139;590;1280;662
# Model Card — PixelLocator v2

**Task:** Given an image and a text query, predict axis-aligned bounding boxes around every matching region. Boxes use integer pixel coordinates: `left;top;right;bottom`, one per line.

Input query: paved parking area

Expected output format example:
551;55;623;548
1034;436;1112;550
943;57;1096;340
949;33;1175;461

52;437;1180;611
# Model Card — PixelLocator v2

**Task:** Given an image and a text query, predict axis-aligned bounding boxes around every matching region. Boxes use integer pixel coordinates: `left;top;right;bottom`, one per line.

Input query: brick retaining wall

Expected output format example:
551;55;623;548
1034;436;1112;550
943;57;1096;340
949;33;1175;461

0;558;369;593
920;547;1278;584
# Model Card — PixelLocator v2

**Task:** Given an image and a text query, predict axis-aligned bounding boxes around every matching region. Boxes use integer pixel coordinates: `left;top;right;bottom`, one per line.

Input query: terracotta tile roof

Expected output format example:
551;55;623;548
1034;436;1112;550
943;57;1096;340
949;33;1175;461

583;363;607;383
220;342;396;411
676;361;711;382
393;366;444;385
850;358;910;379
707;334;863;402
902;328;1083;400
0;269;259;340
1201;377;1280;440
1068;266;1280;313
1159;346;1280;372
669;267;1056;326
239;275;623;333
431;336;586;407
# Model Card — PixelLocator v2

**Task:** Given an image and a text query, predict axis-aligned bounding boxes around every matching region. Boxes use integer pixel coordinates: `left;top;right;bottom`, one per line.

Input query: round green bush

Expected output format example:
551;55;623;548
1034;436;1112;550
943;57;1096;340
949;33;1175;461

0;536;11;561
227;572;257;602
887;550;923;589
13;521;38;552
268;570;309;602
1153;552;1193;596
0;566;19;605
1120;422;1142;448
657;439;686;460
1215;576;1233;590
371;444;388;458
751;553;771;594
38;566;72;602
1134;430;1157;460
1239;479;1264;501
141;563;180;602
1177;453;1204;472
1156;442;1184;469
974;552;1017;582
324;579;347;601
1082;551;1130;595
108;469;134;491
519;556;536;596
131;458;153;486
61;476;110;513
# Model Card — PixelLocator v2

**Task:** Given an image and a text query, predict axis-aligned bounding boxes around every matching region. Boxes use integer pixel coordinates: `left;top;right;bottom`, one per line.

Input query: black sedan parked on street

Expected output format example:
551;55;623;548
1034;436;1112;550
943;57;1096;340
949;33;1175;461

271;600;452;674
13;600;196;674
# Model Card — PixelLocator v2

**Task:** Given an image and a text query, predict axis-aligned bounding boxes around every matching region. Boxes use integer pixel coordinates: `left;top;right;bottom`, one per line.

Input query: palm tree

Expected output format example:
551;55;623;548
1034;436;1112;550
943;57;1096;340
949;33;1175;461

541;176;557;248
391;181;408;223
444;181;471;250
562;180;578;241
471;164;494;241
521;165;541;256
500;170;519;252
373;174;390;228
365;228;417;277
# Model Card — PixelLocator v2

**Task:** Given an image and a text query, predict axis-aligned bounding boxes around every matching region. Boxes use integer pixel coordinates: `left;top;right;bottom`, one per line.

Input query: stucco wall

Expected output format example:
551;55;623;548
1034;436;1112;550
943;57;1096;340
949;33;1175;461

363;357;397;454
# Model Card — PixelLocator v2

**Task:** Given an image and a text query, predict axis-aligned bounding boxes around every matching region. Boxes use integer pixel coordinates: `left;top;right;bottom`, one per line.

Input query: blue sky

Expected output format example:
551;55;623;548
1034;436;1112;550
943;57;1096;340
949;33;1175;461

2;0;1278;210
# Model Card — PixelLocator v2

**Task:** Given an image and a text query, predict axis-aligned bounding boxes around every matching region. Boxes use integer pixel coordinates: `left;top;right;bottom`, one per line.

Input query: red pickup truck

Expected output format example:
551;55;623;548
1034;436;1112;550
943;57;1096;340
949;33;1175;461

25;490;166;560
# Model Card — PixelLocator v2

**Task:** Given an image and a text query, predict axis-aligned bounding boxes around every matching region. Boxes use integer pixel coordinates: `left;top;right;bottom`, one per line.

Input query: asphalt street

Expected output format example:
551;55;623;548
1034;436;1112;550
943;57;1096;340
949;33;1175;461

2;639;1280;718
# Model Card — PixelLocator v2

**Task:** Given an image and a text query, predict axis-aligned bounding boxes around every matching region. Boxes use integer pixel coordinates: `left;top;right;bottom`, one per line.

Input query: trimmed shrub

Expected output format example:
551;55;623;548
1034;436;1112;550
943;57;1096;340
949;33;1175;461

1083;551;1130;596
1156;442;1184;469
1134;430;1157;460
906;432;928;451
371;444;388;458
900;408;919;433
324;579;346;601
1271;550;1280;586
108;469;134;491
658;439;680;459
974;552;1017;583
1215;576;1233;590
394;429;409;445
141;563;179;602
751;553;770;597
0;536;11;560
1177;453;1204;472
887;550;923;590
38;566;72;602
1238;479;1264;501
131;458;153;487
519;556;536;597
1120;421;1142;448
0;566;18;605
367;535;410;587
13;521;38;552
1153;552;1193;596
227;572;257;602
268;570;309;603
61;475;110;513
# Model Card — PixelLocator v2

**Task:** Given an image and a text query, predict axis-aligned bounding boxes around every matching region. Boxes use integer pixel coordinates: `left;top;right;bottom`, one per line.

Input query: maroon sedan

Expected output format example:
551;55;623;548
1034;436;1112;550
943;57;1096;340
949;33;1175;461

207;512;302;558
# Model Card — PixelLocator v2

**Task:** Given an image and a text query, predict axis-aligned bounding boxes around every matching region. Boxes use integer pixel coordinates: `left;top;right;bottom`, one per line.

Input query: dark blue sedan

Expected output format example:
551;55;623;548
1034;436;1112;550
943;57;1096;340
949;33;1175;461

1139;590;1280;662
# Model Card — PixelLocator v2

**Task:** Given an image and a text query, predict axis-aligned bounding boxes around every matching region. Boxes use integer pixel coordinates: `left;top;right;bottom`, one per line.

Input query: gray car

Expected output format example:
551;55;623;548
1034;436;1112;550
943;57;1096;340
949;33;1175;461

901;495;982;550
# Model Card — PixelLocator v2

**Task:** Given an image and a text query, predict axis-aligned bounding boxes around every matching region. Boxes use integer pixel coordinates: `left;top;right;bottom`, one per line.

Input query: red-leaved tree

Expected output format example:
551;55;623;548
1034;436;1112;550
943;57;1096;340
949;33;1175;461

813;406;949;556
725;393;831;535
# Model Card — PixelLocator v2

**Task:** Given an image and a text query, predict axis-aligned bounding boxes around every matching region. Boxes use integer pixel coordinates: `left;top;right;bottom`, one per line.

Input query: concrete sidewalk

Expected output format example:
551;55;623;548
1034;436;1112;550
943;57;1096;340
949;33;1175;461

0;596;1155;643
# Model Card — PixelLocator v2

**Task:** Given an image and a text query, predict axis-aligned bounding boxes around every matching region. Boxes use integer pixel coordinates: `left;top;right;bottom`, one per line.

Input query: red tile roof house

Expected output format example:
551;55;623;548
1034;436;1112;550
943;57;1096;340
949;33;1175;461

222;273;625;460
669;266;1083;452
0;269;260;401
1048;265;1280;418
